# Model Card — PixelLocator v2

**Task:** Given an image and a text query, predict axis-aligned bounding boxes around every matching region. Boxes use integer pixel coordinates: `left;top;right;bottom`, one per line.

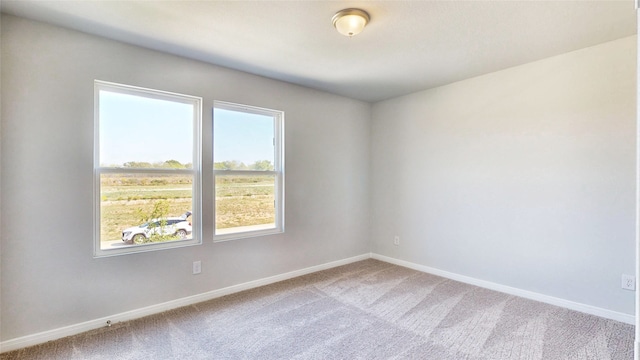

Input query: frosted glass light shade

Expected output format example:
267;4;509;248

332;9;370;37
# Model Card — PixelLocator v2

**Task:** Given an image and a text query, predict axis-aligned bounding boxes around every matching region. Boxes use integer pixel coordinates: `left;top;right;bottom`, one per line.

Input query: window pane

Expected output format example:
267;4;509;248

213;108;274;170
100;173;193;249
99;90;194;168
215;174;275;234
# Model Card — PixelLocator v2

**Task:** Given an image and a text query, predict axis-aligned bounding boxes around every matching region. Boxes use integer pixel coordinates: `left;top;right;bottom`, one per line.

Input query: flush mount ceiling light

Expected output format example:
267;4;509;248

332;8;370;37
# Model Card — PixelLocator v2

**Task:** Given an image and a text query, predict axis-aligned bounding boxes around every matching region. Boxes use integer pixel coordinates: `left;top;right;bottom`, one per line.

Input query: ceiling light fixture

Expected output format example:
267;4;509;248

332;8;370;37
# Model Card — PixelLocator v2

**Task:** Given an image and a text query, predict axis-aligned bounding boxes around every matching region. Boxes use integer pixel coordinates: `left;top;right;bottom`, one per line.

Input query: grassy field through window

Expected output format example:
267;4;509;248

215;175;276;231
100;174;275;243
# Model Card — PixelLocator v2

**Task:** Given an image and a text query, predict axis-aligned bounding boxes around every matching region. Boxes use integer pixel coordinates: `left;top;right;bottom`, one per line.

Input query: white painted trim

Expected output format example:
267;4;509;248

635;10;640;360
371;253;635;325
2;252;633;353
93;80;203;259
0;253;370;353
212;100;285;243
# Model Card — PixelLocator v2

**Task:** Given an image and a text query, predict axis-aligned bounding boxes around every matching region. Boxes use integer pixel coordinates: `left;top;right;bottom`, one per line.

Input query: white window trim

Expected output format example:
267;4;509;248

93;80;202;257
213;101;285;242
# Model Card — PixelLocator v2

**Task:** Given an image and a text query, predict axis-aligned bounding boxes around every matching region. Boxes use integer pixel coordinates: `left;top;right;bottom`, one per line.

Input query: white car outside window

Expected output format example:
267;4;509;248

121;211;192;244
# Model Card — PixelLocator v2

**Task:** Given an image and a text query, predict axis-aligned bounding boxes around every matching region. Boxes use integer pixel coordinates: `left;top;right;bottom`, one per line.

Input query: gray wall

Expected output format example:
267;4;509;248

371;36;637;314
2;13;637;343
0;15;371;340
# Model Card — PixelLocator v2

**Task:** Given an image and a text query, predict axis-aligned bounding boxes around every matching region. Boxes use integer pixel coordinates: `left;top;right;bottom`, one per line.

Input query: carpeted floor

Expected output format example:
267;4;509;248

1;259;635;359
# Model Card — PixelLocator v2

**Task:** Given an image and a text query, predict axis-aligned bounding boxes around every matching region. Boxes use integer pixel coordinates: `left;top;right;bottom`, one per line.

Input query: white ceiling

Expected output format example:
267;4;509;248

1;0;636;102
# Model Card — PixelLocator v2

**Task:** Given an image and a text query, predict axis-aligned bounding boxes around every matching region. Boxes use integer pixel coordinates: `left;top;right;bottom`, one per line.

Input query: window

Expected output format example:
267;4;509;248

94;81;201;257
213;101;284;240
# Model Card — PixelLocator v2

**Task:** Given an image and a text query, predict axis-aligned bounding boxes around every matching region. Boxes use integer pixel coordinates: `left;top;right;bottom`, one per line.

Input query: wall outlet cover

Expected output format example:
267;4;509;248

193;261;202;275
621;274;635;291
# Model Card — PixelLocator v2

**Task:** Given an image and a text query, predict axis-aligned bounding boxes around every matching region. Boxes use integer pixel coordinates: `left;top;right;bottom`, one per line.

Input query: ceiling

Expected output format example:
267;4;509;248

1;1;636;103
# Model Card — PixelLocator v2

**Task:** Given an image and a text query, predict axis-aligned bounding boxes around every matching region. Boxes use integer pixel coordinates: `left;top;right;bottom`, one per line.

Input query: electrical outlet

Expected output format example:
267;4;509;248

193;261;201;275
621;274;635;291
393;236;400;246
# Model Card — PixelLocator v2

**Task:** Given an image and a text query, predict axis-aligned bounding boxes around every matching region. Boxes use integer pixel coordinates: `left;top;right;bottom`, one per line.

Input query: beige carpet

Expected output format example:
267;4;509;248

1;259;635;359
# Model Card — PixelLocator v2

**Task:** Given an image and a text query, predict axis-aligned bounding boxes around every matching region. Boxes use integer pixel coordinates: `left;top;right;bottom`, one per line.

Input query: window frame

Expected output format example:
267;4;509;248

213;101;285;242
93;80;202;257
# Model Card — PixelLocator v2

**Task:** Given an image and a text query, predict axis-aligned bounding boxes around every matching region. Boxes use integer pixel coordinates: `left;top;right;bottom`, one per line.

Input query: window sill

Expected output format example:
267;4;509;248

94;237;202;258
214;224;284;242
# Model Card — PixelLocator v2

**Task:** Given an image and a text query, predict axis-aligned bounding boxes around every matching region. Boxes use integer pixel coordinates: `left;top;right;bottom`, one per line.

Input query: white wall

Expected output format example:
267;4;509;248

371;36;637;315
0;14;3;339
0;15;371;341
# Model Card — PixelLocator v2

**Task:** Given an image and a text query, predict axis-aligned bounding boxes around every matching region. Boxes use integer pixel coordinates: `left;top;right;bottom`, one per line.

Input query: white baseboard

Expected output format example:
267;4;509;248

371;253;635;325
0;253;370;353
2;252;633;353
